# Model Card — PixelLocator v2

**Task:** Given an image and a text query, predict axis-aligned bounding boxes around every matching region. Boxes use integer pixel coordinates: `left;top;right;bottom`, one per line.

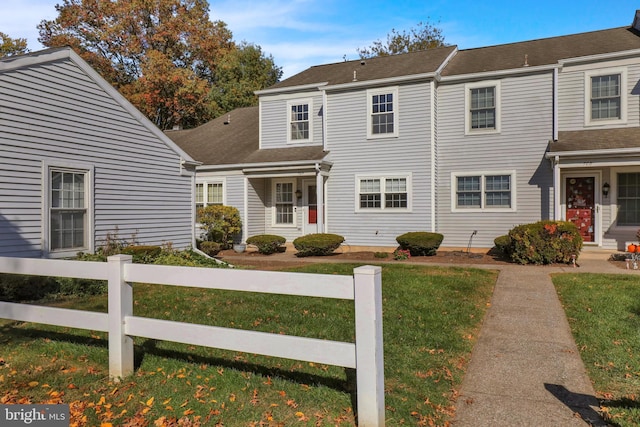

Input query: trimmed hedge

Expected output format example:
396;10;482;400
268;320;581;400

196;205;242;249
493;235;511;254
293;233;344;257
198;241;221;257
246;234;286;255
396;232;444;256
506;220;582;265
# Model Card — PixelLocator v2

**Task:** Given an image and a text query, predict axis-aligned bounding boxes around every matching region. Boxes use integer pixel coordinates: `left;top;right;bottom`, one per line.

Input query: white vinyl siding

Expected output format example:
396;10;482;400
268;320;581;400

259;94;323;149
367;87;399;138
0;54;193;257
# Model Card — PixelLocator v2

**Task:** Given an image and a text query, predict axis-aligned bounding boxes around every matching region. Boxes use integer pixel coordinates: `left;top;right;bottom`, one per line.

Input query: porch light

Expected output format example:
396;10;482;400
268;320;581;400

295;189;302;199
602;182;610;197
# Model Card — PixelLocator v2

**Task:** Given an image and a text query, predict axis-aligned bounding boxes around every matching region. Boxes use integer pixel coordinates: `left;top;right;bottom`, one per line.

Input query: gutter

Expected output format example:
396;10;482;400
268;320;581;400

197;159;333;172
439;63;561;83
545;147;640;159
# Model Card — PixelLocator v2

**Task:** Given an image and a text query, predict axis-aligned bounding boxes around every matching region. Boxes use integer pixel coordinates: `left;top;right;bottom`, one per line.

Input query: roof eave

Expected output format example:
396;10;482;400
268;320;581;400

197;158;332;172
323;72;438;91
545;147;640;158
440;63;561;83
559;48;640;66
256;82;328;96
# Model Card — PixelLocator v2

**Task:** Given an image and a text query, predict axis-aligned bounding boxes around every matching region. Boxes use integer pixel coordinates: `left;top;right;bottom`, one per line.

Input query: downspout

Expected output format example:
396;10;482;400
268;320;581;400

553;68;559;142
315;163;325;233
429;79;437;232
553;155;561;220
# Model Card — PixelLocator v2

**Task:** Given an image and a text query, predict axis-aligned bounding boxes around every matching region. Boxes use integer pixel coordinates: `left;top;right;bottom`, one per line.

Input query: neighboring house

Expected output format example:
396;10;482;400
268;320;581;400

169;11;640;250
0;47;199;258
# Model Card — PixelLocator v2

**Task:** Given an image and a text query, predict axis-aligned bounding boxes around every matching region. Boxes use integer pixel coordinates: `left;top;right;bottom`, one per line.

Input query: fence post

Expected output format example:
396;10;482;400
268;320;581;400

353;265;385;426
107;254;134;381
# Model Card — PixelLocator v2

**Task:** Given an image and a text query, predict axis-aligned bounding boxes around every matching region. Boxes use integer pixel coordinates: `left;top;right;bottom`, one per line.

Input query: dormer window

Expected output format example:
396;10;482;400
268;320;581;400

288;99;313;143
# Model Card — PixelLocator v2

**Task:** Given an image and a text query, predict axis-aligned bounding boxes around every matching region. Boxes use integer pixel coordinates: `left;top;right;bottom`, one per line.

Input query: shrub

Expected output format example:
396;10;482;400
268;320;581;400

374;252;389;259
121;245;162;263
293;233;344;257
197;205;242;249
198;241;221;257
153;249;228;268
396;232;444;256
393;248;411;260
246;234;286;255
57;277;107;296
507;220;582;265
493;235;511;254
0;274;59;302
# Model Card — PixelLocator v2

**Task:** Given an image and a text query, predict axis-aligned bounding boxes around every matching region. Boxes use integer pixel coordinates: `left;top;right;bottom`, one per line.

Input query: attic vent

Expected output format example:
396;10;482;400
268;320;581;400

224;114;231;125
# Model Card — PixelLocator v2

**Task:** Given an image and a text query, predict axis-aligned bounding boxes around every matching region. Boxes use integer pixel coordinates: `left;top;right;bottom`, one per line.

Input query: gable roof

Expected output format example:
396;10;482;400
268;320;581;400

166;106;327;167
441;27;640;77
267;45;457;90
0;47;198;166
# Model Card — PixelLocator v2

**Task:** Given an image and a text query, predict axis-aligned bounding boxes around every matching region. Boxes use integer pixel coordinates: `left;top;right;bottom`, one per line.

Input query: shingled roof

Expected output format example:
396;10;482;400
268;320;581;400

166;106;327;166
268;45;457;89
551;128;640;153
441;27;640;77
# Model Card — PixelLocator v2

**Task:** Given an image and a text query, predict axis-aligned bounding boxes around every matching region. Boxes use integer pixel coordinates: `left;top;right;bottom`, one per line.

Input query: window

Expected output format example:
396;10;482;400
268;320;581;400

287;99;312;142
617;172;640;225
195;181;223;209
47;167;89;252
453;172;515;211
591;74;620;120
585;69;626;125
367;87;398;138
465;81;500;134
357;175;410;211
274;180;295;225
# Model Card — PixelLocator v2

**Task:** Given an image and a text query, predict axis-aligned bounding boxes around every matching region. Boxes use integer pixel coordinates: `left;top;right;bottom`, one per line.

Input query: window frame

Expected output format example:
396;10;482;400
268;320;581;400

195;179;225;209
287;99;313;143
465;81;501;135
584;68;627;126
272;179;297;227
366;87;399;139
611;168;640;228
355;174;412;212
42;160;94;258
451;171;516;212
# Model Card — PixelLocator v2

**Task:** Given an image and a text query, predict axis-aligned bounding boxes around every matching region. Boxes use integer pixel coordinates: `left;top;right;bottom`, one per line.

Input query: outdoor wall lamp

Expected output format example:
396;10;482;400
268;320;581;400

602;182;610;197
295;189;302;199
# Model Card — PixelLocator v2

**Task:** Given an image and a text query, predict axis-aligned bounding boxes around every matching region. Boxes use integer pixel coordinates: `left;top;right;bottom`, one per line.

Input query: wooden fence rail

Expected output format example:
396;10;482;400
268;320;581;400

0;255;385;426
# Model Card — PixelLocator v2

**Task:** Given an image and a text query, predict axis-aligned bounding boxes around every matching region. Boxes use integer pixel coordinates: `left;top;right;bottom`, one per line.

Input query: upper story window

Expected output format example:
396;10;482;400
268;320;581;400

288;99;312;143
465;81;501;134
356;174;411;211
585;68;627;126
452;171;516;212
196;181;224;209
367;87;399;138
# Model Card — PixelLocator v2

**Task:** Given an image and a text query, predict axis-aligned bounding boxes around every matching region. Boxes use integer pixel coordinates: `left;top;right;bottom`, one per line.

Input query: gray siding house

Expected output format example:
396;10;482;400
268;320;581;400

170;11;640;250
0;47;199;258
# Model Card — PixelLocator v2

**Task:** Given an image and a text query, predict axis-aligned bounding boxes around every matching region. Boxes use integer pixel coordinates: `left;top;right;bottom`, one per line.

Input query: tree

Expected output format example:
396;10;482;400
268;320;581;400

209;41;282;114
0;32;28;58
38;0;281;129
357;20;446;58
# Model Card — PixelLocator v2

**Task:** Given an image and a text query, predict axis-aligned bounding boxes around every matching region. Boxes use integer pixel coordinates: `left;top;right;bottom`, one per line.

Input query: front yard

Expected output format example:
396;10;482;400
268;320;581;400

0;263;496;426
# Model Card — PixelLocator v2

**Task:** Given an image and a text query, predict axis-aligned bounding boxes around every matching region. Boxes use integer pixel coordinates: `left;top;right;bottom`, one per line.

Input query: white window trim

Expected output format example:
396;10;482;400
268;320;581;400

609;166;640;229
272;179;297;227
354;174;412;212
366;87;399;139
584;67;627;126
195;179;226;207
451;170;516;212
464;80;501;135
42;160;94;258
287;98;314;143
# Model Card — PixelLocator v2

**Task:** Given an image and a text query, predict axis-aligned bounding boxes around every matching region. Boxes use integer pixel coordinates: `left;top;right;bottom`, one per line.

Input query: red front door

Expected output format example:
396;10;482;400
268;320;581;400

565;177;595;242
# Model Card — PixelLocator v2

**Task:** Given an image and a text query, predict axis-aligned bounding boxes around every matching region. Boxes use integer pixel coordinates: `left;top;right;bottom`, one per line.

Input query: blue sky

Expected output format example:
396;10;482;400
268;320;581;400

2;0;640;79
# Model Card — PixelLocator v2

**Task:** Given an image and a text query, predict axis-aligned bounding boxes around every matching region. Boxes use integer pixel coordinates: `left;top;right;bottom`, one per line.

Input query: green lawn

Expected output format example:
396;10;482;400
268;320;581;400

0;263;495;426
554;273;640;427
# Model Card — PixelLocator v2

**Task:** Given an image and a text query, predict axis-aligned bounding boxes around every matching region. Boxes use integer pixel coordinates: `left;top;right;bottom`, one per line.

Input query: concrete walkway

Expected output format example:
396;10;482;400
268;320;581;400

452;251;632;426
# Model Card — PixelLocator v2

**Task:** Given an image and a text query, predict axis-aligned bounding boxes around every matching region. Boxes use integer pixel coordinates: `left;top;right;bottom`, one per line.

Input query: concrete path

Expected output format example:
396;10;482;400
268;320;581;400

452;252;631;426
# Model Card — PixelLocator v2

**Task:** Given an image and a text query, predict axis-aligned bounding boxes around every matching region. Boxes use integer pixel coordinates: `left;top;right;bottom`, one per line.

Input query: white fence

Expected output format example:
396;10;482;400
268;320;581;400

0;255;385;426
